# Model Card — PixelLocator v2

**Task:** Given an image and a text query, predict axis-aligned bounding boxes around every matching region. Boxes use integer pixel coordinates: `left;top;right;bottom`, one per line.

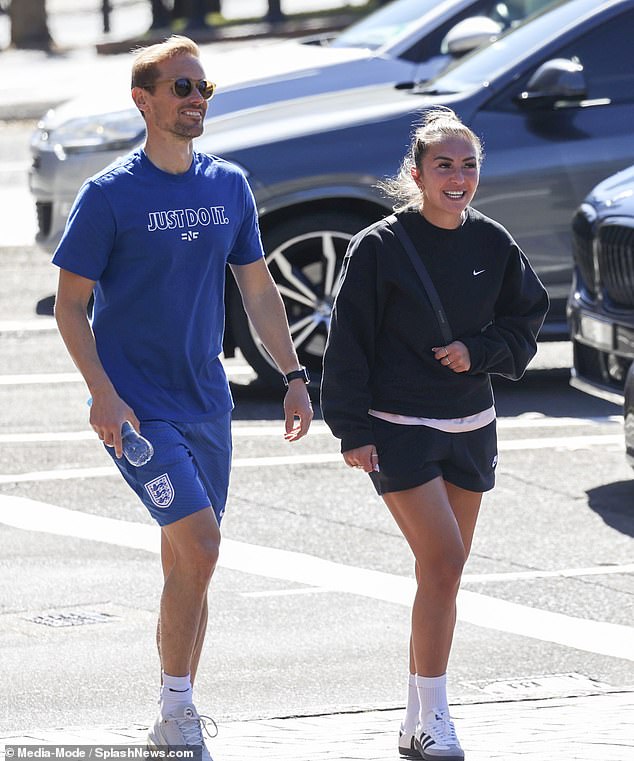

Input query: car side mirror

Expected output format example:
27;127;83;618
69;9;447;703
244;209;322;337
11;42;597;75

514;58;587;110
441;16;502;56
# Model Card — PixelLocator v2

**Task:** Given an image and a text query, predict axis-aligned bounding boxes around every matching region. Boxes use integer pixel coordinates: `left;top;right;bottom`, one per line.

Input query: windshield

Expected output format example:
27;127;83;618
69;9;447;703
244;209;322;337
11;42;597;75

332;0;457;50
419;0;602;92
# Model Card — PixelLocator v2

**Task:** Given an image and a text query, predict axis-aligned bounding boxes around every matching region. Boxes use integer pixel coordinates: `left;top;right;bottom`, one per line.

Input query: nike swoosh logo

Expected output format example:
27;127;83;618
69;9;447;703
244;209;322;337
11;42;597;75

473;269;485;276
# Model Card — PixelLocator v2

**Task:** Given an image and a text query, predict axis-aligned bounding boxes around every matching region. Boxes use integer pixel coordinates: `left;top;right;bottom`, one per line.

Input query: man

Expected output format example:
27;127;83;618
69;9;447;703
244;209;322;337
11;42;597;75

53;35;313;760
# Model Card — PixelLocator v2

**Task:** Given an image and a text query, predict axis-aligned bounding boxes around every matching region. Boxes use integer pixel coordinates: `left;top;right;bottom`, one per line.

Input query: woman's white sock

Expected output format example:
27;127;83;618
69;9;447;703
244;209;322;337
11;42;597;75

415;673;449;724
401;673;420;734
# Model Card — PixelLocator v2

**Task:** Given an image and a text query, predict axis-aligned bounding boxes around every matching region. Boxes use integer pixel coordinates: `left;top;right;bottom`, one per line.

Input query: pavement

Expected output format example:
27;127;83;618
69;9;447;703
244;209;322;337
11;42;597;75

1;691;633;760
1;2;633;759
0;0;365;120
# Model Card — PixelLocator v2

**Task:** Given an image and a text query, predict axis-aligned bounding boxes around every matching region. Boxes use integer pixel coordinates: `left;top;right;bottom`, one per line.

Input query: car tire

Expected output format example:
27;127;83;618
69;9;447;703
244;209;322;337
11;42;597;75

229;211;374;388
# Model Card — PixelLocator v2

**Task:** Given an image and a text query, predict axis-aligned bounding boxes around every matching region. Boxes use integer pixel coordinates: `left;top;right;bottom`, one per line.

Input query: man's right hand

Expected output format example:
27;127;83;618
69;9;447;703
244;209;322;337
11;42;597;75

89;389;139;459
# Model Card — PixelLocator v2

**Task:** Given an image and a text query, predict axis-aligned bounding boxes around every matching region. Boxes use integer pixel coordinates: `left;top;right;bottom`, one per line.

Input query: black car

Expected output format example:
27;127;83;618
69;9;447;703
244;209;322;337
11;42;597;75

567;164;634;467
625;364;634;467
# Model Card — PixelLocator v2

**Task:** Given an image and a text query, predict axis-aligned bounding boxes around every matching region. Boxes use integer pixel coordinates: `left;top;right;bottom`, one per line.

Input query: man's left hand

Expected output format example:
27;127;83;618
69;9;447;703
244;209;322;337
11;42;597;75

283;382;313;441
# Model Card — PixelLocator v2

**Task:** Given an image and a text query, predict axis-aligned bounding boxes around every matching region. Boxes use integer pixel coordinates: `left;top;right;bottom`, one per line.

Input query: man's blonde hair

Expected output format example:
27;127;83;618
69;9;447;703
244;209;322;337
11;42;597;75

131;35;200;90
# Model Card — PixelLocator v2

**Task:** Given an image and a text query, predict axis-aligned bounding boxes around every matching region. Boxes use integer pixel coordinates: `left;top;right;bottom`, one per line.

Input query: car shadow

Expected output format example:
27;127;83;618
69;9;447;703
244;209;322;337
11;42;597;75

586;480;634;537
230;377;323;421
492;371;622;419
35;288;618;428
36;294;55;315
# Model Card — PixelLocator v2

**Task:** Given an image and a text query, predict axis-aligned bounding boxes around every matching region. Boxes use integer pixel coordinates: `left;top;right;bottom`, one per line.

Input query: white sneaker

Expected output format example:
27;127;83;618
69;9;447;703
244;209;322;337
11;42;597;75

147;703;217;761
414;710;464;761
399;723;422;758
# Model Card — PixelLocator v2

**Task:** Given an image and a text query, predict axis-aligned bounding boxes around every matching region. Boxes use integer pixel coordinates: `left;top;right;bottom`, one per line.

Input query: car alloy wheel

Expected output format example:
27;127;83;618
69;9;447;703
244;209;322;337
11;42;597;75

230;212;375;387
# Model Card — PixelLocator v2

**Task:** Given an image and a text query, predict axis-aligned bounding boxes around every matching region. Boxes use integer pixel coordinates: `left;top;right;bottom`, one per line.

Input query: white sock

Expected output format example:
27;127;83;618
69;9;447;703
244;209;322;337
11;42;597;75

415;673;449;725
160;672;193;715
402;673;420;734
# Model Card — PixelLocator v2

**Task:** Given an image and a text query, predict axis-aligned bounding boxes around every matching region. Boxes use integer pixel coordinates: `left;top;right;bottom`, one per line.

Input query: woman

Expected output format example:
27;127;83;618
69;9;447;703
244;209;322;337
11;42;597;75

320;107;548;761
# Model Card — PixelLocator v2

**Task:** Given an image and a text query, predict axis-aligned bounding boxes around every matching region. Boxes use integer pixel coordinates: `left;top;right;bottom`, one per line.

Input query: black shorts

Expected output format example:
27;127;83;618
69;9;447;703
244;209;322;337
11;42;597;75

368;417;498;496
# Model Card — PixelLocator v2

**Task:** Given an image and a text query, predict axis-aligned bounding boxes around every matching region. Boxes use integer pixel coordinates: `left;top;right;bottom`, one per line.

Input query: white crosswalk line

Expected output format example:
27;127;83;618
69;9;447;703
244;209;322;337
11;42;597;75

0;433;623;484
0;417;621;443
0;495;632;662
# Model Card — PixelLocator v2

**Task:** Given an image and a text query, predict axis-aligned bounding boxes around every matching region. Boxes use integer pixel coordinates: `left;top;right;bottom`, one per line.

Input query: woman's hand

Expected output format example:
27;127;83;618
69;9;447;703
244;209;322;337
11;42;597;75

432;341;471;373
342;444;379;473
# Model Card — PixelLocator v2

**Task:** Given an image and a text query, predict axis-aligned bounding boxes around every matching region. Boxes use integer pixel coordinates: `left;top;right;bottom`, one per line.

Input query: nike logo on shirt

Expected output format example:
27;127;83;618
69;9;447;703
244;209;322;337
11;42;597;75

473;269;485;276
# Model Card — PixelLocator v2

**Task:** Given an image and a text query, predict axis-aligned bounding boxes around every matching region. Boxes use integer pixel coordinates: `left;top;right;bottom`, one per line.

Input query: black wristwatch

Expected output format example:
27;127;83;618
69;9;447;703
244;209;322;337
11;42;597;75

283;366;310;387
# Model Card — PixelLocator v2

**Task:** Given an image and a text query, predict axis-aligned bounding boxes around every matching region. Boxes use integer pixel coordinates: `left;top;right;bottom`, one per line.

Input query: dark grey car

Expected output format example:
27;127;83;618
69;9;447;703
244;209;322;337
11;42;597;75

42;0;634;386
198;0;634;384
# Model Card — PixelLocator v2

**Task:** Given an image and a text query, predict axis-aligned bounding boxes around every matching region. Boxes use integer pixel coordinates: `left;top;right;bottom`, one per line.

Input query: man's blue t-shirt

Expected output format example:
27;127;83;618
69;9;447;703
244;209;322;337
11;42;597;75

52;149;264;422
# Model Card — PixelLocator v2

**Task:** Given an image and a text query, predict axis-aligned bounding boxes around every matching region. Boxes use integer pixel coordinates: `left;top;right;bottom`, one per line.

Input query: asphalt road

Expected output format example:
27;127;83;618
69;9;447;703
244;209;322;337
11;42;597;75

1;119;633;734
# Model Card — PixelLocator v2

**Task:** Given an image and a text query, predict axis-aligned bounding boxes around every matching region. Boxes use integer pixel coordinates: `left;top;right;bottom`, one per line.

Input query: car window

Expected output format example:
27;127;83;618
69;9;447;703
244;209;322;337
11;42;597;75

398;0;556;64
419;0;608;93
331;0;451;50
398;0;497;63
485;7;634;110
556;9;634;103
336;0;561;62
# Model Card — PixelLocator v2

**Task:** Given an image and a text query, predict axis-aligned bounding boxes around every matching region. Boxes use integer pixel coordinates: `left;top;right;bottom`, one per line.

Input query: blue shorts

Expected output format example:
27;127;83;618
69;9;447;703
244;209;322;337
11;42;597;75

106;414;232;527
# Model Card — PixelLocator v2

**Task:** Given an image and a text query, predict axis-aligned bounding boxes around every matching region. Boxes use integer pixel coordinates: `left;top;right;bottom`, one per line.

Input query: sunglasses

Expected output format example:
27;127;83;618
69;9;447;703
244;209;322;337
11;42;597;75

142;77;216;100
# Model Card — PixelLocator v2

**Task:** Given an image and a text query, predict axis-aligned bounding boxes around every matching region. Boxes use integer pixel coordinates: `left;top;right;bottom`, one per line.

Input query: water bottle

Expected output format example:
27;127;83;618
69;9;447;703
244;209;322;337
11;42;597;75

87;398;154;467
120;421;154;467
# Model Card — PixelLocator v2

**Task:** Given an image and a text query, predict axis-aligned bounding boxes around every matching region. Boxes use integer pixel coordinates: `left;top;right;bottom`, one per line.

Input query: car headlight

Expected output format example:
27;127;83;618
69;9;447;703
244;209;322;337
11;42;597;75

31;108;145;157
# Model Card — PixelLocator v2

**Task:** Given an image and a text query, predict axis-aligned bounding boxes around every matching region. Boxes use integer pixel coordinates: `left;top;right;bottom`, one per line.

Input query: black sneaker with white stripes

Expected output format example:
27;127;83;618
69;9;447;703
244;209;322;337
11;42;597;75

414;710;464;761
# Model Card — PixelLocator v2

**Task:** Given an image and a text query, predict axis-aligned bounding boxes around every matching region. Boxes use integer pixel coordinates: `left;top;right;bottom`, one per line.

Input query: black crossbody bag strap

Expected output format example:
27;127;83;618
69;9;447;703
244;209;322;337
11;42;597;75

386;214;453;344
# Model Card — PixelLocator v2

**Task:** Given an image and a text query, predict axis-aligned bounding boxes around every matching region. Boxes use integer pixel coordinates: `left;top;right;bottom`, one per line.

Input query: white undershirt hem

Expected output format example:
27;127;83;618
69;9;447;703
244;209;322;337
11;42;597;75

368;405;496;433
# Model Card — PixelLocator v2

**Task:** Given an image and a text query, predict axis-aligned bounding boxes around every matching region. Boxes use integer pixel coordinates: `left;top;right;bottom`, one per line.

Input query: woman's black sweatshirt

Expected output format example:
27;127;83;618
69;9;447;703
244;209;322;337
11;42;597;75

320;207;550;453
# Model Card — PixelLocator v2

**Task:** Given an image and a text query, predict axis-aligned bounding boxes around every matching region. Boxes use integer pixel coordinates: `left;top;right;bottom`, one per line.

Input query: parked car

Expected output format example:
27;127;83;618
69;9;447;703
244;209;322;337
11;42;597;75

34;0;634;387
30;0;559;254
567;164;634;467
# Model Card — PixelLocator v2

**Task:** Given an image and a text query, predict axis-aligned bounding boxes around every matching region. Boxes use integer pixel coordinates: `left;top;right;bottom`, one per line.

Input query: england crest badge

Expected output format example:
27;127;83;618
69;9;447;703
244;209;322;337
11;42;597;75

144;473;174;509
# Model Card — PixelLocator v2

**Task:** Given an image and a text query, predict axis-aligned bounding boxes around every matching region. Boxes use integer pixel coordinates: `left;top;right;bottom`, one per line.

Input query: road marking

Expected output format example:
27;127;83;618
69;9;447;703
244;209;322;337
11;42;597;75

240;561;634;595
0;373;84;385
0;186;36;247
0;466;117;484
0;454;341;484
497;414;622;428
0;433;623;484
241;587;331;598
0;495;632;661
0;417;621;444
0;431;97;443
0;320;57;333
0;161;31;172
0;364;255;385
461;564;634;583
499;434;622;450
0;424;332;443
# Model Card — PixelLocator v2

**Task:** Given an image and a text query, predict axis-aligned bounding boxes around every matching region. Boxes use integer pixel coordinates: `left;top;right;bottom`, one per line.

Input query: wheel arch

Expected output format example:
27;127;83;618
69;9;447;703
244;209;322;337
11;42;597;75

257;195;390;238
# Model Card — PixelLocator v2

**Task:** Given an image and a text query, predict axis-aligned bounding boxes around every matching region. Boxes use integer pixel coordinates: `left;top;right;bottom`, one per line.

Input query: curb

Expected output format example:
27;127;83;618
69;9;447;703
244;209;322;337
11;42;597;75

0;13;357;120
